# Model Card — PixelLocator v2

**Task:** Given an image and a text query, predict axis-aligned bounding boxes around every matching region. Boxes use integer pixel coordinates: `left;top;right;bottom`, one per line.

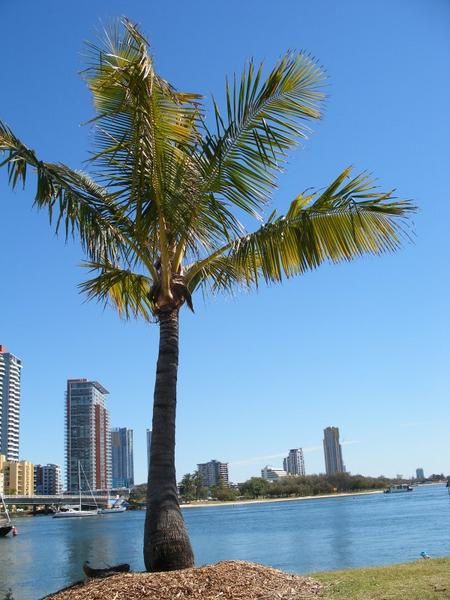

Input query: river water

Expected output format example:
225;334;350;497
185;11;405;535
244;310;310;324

1;484;449;599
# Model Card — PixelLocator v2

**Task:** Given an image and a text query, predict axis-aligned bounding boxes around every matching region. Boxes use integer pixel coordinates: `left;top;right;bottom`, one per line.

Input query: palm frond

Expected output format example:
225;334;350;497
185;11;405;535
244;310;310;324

80;260;154;320
198;53;325;216
186;167;415;292
84;19;204;296
84;19;201;212
0;121;125;261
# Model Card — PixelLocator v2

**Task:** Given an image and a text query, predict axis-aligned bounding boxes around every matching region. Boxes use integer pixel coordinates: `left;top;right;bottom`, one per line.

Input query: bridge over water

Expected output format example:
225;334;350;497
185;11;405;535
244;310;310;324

2;494;112;507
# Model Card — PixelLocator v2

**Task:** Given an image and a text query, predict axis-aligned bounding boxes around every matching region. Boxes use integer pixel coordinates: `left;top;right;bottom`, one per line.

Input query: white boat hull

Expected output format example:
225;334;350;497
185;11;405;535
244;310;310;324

99;507;127;514
53;510;99;518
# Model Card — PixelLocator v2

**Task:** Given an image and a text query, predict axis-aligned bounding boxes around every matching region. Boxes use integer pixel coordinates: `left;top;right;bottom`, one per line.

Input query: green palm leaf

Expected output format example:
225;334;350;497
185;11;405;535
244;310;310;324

198;53;325;216
80;260;154;320
186;168;415;292
0;121;126;261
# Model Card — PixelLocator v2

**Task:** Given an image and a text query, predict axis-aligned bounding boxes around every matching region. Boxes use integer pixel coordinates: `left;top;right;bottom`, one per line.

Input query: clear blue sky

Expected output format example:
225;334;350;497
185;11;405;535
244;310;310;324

1;0;449;484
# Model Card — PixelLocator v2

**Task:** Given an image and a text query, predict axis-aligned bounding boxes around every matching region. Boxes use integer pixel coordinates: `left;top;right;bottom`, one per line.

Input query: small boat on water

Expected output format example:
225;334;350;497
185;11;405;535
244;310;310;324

99;492;127;514
99;505;127;514
384;484;414;494
0;494;13;537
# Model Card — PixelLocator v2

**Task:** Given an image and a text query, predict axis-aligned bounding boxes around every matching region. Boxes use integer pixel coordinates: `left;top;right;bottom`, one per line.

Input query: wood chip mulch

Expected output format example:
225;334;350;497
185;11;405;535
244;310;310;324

44;560;322;600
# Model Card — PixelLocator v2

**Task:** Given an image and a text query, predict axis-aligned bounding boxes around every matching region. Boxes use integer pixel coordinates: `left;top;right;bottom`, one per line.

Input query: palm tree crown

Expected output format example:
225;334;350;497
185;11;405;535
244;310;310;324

0;20;414;320
0;19;415;572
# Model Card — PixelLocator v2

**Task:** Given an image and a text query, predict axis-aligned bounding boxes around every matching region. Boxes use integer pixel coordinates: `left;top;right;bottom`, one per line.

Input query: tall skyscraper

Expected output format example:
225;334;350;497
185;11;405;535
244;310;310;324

65;379;111;492
323;426;345;475
416;468;425;479
111;427;134;488
146;429;152;475
0;345;22;461
197;459;229;488
283;448;306;476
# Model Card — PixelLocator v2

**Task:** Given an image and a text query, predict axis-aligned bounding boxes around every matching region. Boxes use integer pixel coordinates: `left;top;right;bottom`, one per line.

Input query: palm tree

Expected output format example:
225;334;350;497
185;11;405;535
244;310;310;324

0;20;414;571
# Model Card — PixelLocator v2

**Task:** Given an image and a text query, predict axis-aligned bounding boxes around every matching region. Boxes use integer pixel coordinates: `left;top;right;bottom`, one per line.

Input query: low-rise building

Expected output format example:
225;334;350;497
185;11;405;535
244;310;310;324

197;460;229;488
261;465;287;482
0;454;34;495
35;464;62;495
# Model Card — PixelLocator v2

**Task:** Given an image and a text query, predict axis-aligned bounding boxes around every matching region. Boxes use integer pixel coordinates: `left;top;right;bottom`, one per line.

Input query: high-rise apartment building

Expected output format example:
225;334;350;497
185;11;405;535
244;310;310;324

111;427;134;488
283;448;306;476
35;464;63;495
146;429;152;475
416;468;425;480
197;459;229;488
323;426;345;475
0;345;22;461
65;379;111;492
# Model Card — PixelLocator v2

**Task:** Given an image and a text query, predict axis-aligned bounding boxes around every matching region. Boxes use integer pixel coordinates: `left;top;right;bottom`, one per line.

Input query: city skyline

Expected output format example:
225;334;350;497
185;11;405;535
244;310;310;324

0;352;443;486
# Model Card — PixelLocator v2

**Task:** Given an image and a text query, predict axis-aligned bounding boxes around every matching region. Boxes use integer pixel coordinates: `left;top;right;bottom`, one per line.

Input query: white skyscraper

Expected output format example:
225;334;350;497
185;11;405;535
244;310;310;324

0;345;22;461
283;448;306;476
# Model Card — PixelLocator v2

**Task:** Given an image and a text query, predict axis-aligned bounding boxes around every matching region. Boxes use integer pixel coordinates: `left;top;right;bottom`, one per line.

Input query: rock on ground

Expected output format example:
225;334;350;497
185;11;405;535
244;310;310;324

45;560;322;600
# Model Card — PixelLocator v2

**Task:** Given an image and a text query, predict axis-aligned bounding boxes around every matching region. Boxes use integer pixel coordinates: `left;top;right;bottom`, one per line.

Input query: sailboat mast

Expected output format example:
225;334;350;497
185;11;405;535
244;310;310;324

78;461;81;511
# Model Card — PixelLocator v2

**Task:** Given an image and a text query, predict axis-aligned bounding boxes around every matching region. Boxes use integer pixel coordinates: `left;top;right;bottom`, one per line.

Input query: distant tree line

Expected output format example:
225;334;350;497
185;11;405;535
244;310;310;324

239;473;394;499
128;472;449;507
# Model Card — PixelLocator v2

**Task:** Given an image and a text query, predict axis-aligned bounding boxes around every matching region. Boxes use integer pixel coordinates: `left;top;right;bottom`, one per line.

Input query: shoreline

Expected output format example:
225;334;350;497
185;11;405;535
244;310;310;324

181;488;384;509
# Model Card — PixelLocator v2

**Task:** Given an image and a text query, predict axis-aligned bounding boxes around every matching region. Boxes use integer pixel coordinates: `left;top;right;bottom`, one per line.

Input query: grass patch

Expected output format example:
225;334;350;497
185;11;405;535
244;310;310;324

315;557;450;599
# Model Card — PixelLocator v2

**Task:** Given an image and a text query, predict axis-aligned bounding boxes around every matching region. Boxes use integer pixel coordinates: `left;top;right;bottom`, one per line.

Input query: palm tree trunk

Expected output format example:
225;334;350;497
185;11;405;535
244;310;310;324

143;308;195;572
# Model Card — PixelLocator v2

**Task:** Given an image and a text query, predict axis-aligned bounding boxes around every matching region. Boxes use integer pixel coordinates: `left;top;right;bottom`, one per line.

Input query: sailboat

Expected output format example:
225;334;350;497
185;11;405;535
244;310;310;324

0;494;13;536
53;462;99;518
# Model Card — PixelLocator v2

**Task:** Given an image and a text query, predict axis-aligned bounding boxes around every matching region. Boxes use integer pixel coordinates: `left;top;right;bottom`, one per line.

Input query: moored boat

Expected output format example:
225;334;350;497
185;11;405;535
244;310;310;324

0;518;12;537
53;462;100;518
0;494;13;536
99;505;127;514
99;492;127;514
53;507;99;518
384;484;414;494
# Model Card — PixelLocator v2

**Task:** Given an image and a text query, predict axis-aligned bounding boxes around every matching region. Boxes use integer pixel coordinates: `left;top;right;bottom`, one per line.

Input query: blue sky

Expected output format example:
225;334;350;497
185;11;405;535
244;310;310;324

1;0;449;484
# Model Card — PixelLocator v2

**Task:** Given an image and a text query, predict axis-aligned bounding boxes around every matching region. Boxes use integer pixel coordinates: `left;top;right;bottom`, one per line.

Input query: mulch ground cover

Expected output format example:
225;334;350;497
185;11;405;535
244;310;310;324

45;560;322;600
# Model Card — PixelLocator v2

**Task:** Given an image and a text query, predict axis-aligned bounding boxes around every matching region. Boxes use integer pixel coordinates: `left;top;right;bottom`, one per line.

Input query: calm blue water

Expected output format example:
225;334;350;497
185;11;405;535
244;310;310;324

1;484;449;599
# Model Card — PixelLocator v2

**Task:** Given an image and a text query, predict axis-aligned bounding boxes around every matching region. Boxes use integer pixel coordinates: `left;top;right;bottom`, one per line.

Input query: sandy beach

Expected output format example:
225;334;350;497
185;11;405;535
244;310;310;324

180;489;384;509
